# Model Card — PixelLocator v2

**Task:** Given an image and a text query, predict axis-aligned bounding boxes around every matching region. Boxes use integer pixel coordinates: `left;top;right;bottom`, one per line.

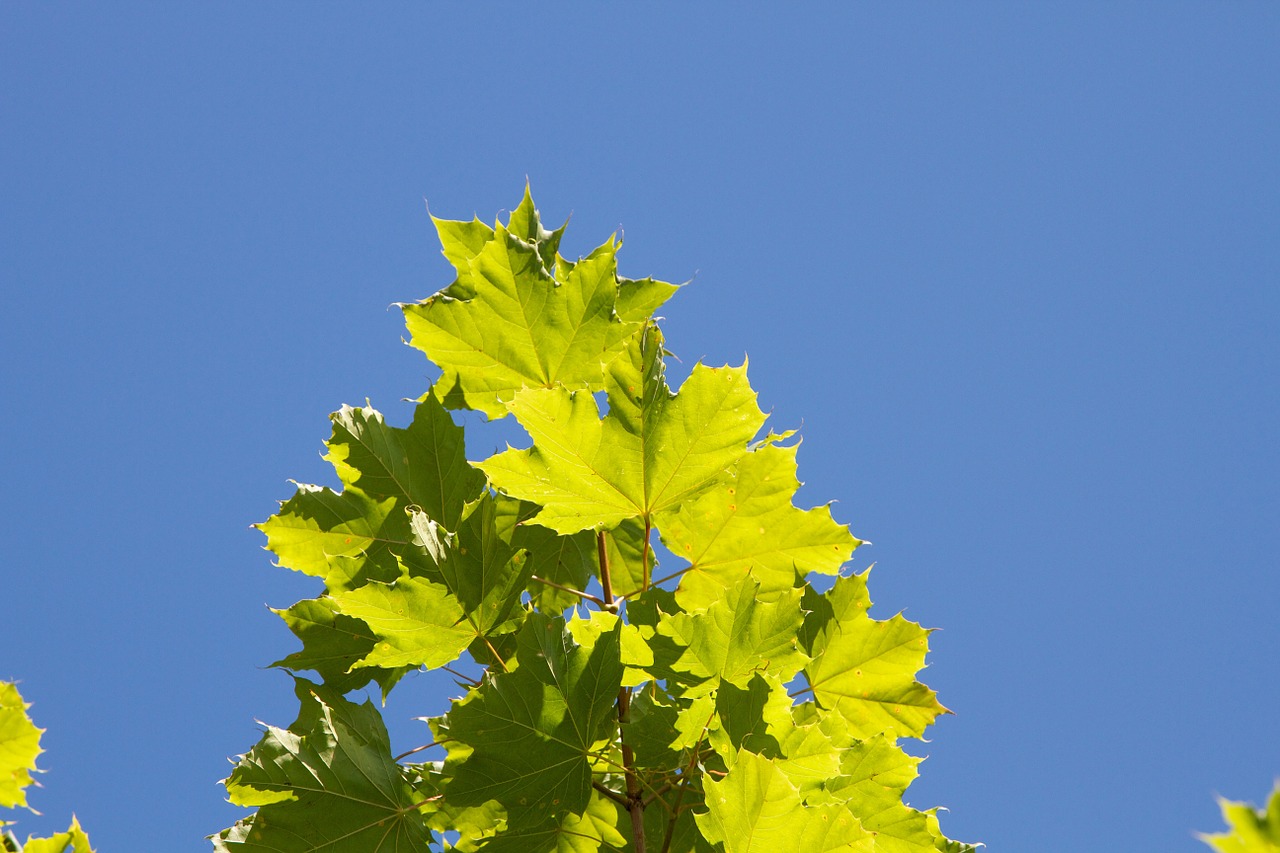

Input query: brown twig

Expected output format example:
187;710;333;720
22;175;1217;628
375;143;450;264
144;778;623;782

593;780;630;808
530;574;608;608
598;530;646;853
393;739;446;763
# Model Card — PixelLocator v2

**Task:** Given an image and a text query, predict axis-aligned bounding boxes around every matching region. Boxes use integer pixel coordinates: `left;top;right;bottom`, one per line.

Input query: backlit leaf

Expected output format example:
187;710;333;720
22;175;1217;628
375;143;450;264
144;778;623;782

800;574;947;741
1199;784;1280;852
403;190;672;418
0;682;42;811
480;350;765;535
696;750;872;853
20;818;94;853
657;577;808;696
659;443;862;610
270;598;409;696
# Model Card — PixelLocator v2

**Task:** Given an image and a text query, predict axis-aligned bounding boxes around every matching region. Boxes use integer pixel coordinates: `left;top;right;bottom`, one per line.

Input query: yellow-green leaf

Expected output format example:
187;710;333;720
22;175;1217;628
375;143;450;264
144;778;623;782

799;574;947;741
480;356;765;536
659;442;862;611
696;750;872;853
0;683;42;811
1200;784;1280;852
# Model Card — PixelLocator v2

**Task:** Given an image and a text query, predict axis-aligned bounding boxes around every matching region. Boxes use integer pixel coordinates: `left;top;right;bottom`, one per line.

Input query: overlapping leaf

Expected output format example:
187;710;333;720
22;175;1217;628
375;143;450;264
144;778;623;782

477;791;628;853
479;337;766;535
270;598;409;696
258;396;485;592
656;577;808;696
813;733;976;853
567;610;654;688
215;680;429;852
658;442;862;610
328;495;532;671
696;750;872;853
709;675;850;796
245;188;974;853
443;614;624;827
799;573;947;741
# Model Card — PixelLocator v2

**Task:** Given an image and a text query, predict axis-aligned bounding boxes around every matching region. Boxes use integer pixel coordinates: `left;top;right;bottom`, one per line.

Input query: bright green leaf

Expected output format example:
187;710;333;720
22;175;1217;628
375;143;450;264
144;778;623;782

696;750;872;853
658;443;862;611
1200;784;1280;852
657;577;808;696
0;683;42;811
809;735;972;853
567;609;654;688
331;576;478;670
404;224;632;417
258;484;405;591
19;818;93;853
800;574;947;741
480;354;766;535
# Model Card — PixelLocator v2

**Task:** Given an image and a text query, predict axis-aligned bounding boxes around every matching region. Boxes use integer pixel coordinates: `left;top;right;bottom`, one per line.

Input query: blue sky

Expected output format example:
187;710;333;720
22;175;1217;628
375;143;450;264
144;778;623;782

2;4;1277;850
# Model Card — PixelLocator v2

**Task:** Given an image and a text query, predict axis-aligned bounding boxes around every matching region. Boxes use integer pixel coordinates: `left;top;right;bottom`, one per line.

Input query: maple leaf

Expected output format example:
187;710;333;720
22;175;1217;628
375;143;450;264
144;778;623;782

696;750;872;853
258;396;485;592
403;188;676;418
270;597;409;697
656;576;809;696
17;819;94;853
0;683;42;812
657;442;862;610
799;573;948;741
214;680;430;852
479;330;766;536
443;613;624;828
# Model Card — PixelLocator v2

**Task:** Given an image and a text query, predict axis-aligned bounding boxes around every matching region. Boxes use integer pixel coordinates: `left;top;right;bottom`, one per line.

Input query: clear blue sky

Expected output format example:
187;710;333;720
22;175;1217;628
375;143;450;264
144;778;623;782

2;4;1277;850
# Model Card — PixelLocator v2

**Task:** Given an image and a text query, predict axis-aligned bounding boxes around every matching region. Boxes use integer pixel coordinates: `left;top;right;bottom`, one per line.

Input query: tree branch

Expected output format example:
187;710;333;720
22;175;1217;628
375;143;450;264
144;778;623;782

530;574;608;608
593;780;630;808
393;739;447;763
599;530;646;853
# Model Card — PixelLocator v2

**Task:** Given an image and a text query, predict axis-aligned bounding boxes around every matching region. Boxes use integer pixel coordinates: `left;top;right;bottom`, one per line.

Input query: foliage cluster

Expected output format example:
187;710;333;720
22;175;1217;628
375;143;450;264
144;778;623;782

211;188;975;853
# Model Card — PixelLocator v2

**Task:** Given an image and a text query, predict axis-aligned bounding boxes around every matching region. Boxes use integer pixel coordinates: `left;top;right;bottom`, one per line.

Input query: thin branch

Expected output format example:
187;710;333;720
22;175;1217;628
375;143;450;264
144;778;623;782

442;665;480;687
660;706;716;853
643;780;675;807
480;634;509;673
593;780;630;808
641;515;652;590
621;565;691;598
618;685;646;853
599;529;645;852
589;755;677;812
394;739;446;762
402;794;442;812
597;530;617;610
788;684;815;699
530;574;607;608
